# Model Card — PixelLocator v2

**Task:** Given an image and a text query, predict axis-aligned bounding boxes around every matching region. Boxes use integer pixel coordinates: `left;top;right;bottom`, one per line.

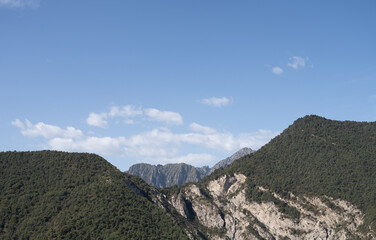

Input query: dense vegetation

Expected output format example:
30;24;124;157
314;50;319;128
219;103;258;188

0;151;188;239
2;115;376;238
229;115;376;232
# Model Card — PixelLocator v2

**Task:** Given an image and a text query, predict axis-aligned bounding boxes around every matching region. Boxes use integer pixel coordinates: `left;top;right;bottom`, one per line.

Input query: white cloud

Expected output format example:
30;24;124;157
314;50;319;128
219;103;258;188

86;113;108;128
86;105;142;127
189;122;217;134
125;128;176;147
287;56;306;69
126;146;178;158
86;105;182;127
125;126;279;153
179;132;234;151
13;118;278;156
201;97;232;107
272;66;284;75
124;119;135;124
109;105;142;118
11;119;25;129
168;153;216;165
237;129;280;149
0;0;39;8
12;113;280;168
144;108;183;125
122;126;278;166
49;136;126;156
12;119;126;156
13;119;83;139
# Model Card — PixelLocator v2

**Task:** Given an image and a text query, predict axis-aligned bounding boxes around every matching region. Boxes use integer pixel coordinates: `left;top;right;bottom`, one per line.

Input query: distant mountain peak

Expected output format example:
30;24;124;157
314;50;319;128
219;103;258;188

127;147;254;188
127;162;207;188
208;147;254;174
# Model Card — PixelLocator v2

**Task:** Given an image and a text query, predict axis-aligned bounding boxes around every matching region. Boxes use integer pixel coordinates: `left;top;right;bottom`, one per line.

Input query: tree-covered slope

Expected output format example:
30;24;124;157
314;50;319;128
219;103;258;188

228;115;376;232
0;151;189;239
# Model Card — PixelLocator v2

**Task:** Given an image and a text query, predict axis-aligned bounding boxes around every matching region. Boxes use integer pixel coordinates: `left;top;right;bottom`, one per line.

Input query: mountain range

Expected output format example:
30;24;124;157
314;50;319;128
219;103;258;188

1;115;376;239
127;147;254;188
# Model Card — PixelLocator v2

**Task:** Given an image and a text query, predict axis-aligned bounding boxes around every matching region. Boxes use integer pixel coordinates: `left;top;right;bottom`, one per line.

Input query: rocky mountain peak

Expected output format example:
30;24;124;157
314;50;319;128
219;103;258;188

208;147;254;174
127;147;254;188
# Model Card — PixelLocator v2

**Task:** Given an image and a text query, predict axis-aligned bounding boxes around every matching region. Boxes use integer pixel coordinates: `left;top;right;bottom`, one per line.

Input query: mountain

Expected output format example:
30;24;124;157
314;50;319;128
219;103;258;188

127;163;209;188
208;147;254;174
127;148;253;188
161;115;376;239
0;151;198;239
3;115;376;239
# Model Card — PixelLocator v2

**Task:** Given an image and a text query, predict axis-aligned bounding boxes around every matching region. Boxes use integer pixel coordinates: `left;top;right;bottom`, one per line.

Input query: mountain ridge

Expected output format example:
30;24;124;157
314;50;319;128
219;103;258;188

127;147;254;188
161;115;376;239
127;162;207;188
0;151;193;239
2;115;376;239
209;147;254;174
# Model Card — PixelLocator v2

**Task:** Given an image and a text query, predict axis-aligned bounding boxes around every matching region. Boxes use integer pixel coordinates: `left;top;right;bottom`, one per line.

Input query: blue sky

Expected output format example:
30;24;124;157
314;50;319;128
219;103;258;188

1;0;376;171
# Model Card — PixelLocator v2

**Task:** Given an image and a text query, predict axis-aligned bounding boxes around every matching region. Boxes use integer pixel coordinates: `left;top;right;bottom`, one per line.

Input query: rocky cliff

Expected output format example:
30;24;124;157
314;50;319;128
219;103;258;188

128;148;253;188
162;115;376;239
169;174;372;239
127;163;208;188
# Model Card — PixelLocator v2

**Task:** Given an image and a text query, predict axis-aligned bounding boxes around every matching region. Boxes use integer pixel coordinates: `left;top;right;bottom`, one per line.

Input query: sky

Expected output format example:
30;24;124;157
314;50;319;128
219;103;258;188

1;0;376;171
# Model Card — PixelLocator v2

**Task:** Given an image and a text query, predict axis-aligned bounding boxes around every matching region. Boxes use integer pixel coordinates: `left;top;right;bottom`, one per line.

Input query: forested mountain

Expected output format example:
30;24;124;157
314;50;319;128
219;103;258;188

230;115;376;233
127;148;253;188
0;151;194;239
2;115;376;239
161;115;376;239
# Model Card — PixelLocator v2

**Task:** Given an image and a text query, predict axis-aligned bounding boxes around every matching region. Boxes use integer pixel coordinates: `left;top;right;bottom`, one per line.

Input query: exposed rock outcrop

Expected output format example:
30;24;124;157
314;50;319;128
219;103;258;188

127;162;207;188
170;173;370;240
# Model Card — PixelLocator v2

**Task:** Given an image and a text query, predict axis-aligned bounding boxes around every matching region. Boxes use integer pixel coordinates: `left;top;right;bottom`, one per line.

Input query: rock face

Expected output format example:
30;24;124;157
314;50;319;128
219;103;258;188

170;173;371;240
127;163;207;188
127;148;253;188
209;147;254;174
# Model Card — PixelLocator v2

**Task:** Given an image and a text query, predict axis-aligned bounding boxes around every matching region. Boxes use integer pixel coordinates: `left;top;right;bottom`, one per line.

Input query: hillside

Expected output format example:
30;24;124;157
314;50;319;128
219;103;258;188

231;115;376;232
161;115;376;239
128;148;253;188
2;115;376;239
0;151;192;239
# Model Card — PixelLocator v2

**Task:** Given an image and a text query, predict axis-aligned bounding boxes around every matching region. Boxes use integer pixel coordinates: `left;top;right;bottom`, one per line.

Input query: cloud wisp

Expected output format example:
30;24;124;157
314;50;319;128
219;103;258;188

201;97;232;107
12;117;279;166
86;105;182;127
287;56;307;69
0;0;40;8
86;113;108;128
144;108;183;125
11;119;83;139
189;122;217;134
272;66;284;75
271;56;312;75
